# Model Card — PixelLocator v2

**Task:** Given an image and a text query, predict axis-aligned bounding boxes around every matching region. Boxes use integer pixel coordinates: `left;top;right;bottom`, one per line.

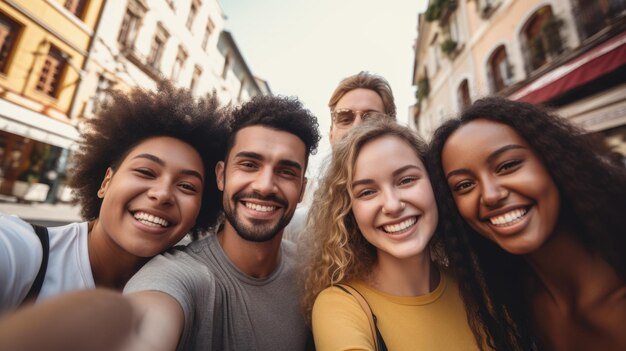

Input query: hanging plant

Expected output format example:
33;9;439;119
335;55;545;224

440;39;458;57
416;77;430;102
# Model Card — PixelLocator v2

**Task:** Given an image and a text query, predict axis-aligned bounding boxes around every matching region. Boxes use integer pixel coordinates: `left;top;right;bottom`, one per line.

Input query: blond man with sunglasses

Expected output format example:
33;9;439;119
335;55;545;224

284;71;397;242
328;71;397;144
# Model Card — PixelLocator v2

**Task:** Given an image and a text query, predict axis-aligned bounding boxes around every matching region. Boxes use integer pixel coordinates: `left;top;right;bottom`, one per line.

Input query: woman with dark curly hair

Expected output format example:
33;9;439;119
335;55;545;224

0;82;225;314
303;118;481;350
429;96;626;351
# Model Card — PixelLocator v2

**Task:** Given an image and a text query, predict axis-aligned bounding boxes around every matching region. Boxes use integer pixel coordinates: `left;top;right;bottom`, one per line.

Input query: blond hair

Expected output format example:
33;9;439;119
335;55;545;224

328;71;397;119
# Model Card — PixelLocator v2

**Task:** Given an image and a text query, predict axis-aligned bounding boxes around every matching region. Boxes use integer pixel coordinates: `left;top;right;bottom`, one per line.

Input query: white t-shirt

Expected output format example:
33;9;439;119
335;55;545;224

0;213;94;314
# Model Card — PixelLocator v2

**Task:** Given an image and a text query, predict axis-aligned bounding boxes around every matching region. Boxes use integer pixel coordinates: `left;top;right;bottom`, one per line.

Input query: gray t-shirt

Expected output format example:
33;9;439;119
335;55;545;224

124;233;307;351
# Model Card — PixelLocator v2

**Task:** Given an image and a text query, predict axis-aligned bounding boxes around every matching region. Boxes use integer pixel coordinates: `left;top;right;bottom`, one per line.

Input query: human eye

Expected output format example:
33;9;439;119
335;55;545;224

398;176;418;186
355;188;376;199
496;159;523;174
278;168;298;178
334;110;355;126
178;182;199;194
239;160;258;170
450;180;475;193
133;167;156;178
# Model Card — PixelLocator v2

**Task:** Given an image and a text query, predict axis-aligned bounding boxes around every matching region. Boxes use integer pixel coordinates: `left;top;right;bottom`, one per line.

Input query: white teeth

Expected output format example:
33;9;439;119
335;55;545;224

133;211;169;227
382;217;417;234
244;202;276;212
489;208;527;226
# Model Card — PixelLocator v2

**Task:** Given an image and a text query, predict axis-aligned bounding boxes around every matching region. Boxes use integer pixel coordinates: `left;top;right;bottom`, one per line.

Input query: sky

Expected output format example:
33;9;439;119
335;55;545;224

220;0;429;177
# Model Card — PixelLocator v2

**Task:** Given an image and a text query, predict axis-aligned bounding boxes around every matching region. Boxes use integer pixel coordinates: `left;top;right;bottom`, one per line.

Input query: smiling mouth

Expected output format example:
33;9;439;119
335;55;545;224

382;217;417;234
133;211;170;228
488;208;528;227
243;201;278;213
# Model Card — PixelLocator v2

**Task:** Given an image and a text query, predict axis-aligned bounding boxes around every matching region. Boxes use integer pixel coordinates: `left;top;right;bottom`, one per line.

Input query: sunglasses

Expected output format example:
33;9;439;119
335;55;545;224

331;109;389;127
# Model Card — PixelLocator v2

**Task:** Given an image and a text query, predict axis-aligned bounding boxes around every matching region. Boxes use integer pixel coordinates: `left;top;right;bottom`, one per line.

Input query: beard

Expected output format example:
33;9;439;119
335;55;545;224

223;191;294;242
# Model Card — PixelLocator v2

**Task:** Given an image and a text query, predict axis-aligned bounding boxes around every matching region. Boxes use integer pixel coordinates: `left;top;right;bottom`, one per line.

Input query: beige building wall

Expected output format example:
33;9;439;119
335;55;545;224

412;0;626;154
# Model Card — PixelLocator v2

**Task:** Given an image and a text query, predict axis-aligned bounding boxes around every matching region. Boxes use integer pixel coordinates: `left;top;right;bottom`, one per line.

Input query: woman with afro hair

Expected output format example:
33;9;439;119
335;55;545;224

0;82;226;314
429;96;626;350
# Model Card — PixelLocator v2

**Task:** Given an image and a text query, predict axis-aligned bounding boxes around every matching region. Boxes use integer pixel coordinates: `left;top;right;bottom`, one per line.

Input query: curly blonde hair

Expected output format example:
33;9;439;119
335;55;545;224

301;118;430;322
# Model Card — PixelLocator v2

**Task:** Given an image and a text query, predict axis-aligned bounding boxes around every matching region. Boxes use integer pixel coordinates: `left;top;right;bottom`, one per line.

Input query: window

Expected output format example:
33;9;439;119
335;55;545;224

488;45;513;92
0;13;21;73
457;79;471;112
186;1;199;30
36;46;67;97
64;0;88;18
521;6;562;72
201;18;215;51
147;23;169;69
190;65;202;94
118;0;147;48
221;53;230;79
171;46;187;81
574;0;623;40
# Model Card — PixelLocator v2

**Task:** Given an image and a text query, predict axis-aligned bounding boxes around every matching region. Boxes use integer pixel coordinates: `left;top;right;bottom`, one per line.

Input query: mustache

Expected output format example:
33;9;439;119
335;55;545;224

233;192;288;208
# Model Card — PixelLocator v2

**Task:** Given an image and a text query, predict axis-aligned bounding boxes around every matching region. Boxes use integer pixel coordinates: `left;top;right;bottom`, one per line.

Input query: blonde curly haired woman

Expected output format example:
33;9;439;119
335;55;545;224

301;119;481;350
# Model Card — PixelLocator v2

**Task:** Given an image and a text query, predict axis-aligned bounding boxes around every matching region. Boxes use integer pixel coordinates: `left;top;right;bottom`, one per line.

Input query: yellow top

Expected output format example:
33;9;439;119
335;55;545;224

312;270;481;351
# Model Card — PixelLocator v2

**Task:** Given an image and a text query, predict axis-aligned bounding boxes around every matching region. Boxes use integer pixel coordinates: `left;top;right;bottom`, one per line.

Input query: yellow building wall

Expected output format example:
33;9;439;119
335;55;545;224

0;0;104;117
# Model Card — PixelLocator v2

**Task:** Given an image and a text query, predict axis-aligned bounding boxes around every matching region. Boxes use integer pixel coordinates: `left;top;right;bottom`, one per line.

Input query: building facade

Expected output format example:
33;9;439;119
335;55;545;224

0;0;104;203
1;0;268;204
412;0;626;155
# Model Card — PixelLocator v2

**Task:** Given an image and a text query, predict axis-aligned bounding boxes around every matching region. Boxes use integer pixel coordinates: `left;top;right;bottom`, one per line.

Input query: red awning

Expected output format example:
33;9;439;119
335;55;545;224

509;31;626;104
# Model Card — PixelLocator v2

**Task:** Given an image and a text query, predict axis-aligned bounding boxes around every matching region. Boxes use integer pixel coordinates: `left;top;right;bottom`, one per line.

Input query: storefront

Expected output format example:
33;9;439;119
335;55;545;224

0;98;78;203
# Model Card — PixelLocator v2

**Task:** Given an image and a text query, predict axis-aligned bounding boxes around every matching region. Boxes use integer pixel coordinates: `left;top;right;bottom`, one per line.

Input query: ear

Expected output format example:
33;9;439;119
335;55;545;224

298;177;308;203
97;168;114;198
215;161;225;191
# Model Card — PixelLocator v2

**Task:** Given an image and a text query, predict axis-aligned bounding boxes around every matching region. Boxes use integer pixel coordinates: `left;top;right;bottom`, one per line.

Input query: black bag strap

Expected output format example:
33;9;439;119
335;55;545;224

21;224;50;305
336;284;388;351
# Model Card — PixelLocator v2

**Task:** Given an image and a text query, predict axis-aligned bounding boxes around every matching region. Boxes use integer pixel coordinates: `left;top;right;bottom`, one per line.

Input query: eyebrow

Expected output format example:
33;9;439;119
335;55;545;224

235;151;303;171
352;164;421;188
445;144;527;179
132;153;204;183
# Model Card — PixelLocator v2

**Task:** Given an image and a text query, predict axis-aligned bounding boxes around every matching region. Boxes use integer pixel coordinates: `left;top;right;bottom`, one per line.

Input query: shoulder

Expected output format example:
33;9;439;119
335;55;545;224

0;214;42;312
312;284;375;350
313;285;368;324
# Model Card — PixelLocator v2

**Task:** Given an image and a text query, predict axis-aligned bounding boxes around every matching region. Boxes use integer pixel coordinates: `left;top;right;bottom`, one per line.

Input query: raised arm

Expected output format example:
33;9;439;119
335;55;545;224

0;289;183;351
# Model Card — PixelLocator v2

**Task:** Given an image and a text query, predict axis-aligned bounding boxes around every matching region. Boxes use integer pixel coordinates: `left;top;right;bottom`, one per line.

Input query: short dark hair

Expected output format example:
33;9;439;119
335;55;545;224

69;81;227;235
428;96;626;350
223;95;320;169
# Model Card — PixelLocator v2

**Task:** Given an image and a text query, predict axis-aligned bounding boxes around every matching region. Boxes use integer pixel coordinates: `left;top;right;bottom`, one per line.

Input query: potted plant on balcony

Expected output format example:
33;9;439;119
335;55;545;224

440;39;458;58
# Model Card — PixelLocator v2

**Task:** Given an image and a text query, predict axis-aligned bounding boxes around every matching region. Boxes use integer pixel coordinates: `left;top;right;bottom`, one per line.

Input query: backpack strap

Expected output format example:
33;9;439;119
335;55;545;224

21;224;50;305
336;284;388;351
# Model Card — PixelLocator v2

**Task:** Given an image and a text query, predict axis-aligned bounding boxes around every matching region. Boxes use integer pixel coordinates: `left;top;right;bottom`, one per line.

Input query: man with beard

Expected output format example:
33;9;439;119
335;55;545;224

0;95;321;351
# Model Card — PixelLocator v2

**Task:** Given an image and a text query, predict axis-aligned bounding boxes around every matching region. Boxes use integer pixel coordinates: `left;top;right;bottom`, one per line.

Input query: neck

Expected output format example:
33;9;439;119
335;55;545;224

218;222;283;279
368;250;439;296
88;220;148;290
524;227;622;309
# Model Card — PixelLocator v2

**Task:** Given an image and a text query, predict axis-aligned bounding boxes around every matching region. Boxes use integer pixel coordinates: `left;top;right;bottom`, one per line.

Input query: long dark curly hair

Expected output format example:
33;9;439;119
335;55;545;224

69;81;227;236
428;96;626;350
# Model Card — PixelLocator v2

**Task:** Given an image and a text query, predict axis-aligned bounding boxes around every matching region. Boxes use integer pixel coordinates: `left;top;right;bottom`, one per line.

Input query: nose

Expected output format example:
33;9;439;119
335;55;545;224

480;178;508;208
381;188;404;216
251;168;277;196
147;179;175;206
352;112;367;127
